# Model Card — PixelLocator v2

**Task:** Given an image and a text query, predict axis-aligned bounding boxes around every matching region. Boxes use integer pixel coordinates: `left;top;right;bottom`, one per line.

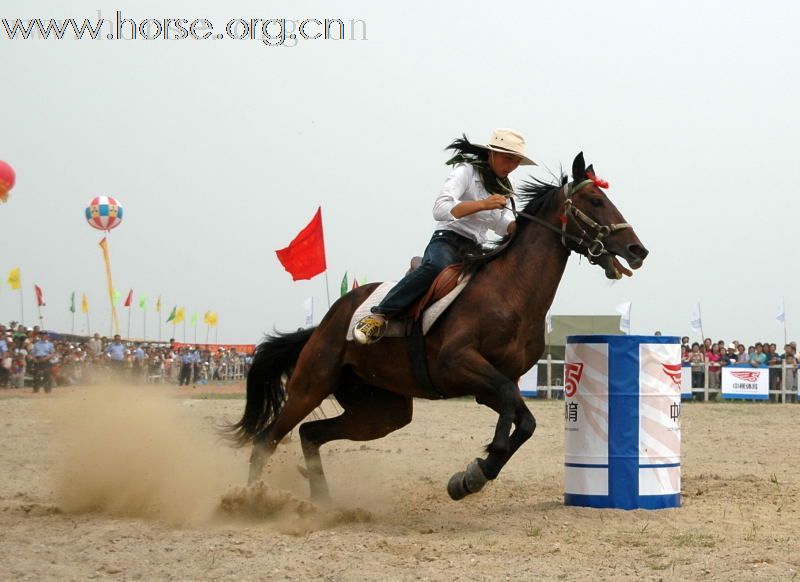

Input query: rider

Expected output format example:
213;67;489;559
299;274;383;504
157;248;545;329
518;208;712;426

353;128;536;345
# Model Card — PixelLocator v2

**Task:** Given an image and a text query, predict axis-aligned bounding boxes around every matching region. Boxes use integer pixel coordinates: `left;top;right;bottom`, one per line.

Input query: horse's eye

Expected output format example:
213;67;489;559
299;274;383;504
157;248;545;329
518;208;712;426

590;198;603;208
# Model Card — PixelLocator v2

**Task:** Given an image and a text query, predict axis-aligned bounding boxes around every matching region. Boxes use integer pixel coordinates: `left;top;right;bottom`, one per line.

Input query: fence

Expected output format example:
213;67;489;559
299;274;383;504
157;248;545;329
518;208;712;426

525;357;799;403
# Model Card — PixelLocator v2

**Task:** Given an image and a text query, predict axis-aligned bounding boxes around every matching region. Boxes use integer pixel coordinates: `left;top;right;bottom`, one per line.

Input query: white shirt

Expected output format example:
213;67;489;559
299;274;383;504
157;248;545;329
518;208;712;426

432;164;515;245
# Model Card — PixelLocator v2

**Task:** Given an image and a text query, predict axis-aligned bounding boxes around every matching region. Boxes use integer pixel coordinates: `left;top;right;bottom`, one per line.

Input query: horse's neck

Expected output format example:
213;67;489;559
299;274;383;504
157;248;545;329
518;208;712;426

489;211;571;319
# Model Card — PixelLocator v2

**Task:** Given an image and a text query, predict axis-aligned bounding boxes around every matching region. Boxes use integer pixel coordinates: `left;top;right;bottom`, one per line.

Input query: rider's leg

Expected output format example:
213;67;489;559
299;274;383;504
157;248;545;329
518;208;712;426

373;231;464;317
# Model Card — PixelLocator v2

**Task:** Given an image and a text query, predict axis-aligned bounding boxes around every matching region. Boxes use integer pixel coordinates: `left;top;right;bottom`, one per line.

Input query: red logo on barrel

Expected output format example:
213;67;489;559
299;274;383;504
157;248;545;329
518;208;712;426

731;370;760;382
565;362;584;398
662;363;682;385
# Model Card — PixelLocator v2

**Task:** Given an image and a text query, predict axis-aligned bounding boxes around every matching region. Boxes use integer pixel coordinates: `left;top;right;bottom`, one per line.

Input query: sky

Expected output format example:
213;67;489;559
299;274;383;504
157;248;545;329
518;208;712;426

2;0;799;345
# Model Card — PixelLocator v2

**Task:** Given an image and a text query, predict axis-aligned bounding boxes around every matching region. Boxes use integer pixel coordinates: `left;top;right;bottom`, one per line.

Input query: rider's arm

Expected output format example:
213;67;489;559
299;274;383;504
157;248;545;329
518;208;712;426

433;165;508;221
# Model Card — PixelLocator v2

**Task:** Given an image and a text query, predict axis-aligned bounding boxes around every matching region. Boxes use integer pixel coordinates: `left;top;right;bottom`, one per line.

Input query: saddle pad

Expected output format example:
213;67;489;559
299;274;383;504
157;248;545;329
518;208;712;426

346;275;471;342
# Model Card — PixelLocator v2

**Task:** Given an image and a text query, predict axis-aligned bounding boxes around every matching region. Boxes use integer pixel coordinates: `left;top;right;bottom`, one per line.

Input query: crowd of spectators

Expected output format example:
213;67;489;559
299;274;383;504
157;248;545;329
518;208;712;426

680;336;797;392
0;321;253;392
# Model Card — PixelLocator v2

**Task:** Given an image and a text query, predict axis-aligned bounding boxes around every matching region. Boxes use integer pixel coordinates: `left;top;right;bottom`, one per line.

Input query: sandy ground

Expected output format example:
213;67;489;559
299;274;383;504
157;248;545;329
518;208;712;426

1;384;799;581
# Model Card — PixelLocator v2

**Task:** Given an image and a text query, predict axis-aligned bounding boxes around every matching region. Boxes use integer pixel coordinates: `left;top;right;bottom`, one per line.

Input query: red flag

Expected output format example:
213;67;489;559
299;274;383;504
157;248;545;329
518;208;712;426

34;284;45;307
351;279;360;290
123;289;133;307
275;207;327;281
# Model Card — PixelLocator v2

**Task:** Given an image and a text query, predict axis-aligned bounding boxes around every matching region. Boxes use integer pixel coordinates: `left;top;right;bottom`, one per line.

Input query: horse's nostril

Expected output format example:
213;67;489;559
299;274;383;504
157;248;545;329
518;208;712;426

627;244;649;260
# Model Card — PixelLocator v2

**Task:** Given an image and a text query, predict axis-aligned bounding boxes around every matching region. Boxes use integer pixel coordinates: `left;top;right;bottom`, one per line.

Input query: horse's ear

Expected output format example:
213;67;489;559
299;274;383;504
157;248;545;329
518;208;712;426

572;152;586;182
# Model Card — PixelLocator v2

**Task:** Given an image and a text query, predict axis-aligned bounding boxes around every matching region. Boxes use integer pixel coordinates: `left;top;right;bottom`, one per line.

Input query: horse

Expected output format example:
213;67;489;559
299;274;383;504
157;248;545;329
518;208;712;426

228;152;649;502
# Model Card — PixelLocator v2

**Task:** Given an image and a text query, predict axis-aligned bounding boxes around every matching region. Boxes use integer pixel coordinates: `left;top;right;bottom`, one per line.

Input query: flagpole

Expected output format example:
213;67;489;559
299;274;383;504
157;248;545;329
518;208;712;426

19;283;24;325
99;235;120;336
206;324;210;346
783;297;788;347
143;306;147;342
324;271;331;309
183;319;186;343
629;303;633;336
126;306;132;340
86;312;91;336
697;302;705;341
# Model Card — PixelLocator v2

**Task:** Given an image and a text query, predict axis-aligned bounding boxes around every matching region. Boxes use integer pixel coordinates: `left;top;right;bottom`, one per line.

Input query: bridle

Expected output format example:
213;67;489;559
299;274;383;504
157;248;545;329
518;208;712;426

507;179;631;262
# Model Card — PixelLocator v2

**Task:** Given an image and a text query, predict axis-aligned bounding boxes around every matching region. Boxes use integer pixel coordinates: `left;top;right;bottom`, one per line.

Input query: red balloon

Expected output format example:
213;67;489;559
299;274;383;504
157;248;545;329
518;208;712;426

0;160;15;203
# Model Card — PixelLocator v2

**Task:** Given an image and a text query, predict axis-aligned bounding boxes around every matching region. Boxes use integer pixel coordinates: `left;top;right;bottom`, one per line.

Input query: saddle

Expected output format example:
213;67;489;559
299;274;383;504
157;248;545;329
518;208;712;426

402;257;465;322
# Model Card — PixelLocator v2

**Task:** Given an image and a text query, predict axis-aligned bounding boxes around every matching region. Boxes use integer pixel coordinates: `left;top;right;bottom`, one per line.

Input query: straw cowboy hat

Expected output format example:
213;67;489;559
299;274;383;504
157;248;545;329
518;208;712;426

475;128;537;166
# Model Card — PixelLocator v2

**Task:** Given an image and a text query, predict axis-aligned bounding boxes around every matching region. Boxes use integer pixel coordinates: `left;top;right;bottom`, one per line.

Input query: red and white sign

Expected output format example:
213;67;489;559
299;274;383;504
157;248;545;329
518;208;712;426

564;362;584;397
662;363;681;386
722;367;769;400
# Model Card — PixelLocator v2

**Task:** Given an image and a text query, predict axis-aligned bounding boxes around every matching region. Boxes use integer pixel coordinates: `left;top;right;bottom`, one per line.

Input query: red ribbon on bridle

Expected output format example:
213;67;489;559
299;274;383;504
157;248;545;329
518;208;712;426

586;170;609;189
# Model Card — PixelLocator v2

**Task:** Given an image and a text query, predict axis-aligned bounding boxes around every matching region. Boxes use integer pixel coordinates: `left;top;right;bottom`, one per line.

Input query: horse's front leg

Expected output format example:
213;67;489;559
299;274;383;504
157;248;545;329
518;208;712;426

439;355;536;500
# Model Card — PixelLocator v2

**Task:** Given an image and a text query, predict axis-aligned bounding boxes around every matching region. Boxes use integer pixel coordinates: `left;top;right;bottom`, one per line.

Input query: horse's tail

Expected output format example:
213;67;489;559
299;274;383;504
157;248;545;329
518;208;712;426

225;327;316;446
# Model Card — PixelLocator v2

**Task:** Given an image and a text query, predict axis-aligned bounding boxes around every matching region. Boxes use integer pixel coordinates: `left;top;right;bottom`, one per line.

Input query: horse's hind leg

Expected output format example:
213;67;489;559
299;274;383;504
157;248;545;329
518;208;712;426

298;381;413;503
248;371;338;485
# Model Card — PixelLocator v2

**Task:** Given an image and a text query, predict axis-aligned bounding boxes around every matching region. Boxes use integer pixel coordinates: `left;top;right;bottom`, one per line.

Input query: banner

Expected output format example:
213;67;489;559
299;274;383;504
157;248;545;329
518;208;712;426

172;342;255;354
721;366;769;400
519;365;538;397
679;364;692;399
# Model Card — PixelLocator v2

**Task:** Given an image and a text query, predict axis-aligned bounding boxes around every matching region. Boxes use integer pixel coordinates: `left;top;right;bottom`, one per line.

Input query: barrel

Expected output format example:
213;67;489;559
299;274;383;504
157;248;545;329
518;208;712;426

564;335;681;509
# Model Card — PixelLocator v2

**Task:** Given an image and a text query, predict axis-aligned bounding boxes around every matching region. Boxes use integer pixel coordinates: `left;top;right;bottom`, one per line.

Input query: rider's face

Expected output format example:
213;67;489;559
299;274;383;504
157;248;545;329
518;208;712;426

488;151;522;178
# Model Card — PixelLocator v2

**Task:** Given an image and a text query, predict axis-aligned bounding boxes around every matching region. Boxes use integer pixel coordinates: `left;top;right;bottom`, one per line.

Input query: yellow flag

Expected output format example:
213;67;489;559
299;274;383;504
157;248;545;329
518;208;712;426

7;267;21;290
156;295;162;313
173;307;185;324
81;293;89;314
207;312;218;327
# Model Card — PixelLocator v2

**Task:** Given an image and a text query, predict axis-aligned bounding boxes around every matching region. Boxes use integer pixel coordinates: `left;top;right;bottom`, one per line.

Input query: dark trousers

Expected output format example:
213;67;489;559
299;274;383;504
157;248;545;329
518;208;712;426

179;363;192;386
31;359;52;393
374;230;479;317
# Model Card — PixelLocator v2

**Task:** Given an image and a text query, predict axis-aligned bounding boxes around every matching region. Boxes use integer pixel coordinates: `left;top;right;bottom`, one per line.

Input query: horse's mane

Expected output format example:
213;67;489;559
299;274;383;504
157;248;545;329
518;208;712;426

458;172;567;275
516;173;568;218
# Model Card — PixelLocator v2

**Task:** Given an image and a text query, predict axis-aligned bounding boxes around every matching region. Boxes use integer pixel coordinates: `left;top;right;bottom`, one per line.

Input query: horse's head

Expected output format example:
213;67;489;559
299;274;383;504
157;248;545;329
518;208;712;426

560;152;648;279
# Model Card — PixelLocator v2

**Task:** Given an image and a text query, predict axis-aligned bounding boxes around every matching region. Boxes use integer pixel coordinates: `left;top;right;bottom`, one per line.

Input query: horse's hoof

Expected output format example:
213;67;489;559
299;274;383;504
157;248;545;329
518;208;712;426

447;471;468;501
463;459;489;494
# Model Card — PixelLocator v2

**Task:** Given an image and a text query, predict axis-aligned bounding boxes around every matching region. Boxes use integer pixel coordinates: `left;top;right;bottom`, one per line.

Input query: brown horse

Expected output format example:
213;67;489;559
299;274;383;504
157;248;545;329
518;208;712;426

228;152;648;502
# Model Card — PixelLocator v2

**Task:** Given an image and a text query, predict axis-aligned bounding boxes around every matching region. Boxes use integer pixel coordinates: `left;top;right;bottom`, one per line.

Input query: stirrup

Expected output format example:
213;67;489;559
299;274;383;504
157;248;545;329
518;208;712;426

353;314;387;345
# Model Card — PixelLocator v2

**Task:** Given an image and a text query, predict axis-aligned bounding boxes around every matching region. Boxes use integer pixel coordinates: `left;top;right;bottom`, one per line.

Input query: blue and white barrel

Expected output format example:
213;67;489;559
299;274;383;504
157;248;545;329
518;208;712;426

564;335;681;510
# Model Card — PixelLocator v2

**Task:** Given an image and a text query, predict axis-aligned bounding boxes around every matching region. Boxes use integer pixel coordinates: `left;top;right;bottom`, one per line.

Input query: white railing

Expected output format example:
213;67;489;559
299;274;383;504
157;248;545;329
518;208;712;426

527;358;798;403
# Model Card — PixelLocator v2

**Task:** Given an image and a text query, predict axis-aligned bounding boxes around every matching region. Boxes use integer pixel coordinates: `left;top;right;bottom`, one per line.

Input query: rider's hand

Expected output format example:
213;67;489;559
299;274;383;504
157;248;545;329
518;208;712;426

481;194;508;211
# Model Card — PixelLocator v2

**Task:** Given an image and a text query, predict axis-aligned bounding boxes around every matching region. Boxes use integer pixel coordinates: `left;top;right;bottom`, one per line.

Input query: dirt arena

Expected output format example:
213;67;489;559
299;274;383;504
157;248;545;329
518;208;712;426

1;385;798;581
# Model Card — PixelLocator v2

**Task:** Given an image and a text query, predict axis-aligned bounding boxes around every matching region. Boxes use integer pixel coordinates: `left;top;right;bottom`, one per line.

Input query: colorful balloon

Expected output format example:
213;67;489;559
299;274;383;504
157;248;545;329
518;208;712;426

85;196;124;231
0;160;16;203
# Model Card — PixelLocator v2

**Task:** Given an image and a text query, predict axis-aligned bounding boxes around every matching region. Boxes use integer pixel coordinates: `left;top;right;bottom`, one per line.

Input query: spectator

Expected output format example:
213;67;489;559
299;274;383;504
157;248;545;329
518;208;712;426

178;348;193;386
785;353;797;402
690;342;705;388
9;353;26;388
0;333;8;387
750;343;767;367
736;344;748;363
132;343;146;381
706;344;722;390
87;333;103;356
105;334;127;377
29;331;55;393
